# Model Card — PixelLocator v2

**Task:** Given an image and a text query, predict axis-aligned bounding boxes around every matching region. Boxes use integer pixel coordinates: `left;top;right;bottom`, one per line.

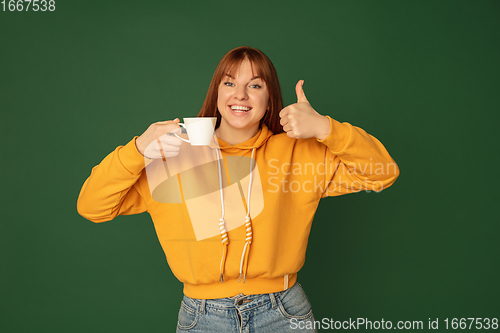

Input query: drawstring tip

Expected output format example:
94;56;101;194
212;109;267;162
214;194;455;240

219;273;224;283
243;274;246;283
238;273;241;282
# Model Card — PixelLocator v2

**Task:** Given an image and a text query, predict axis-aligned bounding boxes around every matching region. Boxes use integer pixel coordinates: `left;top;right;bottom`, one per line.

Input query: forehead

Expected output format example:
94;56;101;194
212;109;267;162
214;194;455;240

226;59;261;79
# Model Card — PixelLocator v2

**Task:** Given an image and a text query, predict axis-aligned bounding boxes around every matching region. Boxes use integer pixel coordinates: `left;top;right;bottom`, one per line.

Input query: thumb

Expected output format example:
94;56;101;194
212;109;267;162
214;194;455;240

296;80;309;104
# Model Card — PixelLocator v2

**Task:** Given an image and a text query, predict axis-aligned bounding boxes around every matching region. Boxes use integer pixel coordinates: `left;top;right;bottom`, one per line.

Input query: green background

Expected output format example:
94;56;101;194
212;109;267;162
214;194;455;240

1;0;499;332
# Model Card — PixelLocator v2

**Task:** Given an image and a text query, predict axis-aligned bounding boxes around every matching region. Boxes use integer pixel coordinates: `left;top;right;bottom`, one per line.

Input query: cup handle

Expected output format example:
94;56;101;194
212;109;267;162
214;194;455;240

172;123;190;143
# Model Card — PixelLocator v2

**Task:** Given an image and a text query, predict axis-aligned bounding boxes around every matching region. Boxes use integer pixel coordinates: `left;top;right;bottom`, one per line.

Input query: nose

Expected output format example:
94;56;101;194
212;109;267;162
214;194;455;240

233;85;248;100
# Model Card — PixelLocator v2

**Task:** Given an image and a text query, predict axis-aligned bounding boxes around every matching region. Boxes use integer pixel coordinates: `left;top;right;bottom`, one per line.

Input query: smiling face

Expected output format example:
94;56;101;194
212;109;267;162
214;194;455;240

215;58;269;144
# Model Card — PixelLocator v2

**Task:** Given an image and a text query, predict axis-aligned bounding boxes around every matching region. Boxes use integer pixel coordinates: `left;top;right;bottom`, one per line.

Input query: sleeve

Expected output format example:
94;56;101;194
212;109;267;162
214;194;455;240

318;116;400;197
77;137;149;222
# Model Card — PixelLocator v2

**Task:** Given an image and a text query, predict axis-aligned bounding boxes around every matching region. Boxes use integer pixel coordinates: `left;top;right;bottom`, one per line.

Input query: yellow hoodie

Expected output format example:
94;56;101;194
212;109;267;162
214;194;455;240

77;116;399;299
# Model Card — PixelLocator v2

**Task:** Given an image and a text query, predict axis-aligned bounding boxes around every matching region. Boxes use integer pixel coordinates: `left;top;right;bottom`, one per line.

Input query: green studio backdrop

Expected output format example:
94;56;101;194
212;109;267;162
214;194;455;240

1;0;499;332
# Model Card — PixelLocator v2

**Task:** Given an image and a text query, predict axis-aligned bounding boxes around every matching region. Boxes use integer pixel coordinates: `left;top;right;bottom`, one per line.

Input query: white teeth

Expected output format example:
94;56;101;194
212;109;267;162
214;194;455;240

230;105;251;111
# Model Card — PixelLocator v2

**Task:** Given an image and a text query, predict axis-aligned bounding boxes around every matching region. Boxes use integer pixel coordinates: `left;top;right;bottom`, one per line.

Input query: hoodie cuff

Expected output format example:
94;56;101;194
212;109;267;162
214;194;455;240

316;115;352;154
117;136;149;175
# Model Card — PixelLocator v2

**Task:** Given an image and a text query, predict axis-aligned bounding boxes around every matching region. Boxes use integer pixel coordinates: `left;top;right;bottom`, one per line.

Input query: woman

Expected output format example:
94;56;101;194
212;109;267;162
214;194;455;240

78;46;399;332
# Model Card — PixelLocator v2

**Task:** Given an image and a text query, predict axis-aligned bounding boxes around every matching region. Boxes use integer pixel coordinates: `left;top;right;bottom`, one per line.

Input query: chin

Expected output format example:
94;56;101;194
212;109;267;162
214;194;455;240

223;117;258;131
229;122;254;130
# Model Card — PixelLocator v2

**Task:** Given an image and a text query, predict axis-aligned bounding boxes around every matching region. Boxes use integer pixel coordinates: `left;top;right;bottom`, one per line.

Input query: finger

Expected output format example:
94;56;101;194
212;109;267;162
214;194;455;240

159;130;182;143
160;135;183;146
159;144;180;152
281;112;296;127
163;151;180;158
158;137;182;150
155;139;180;161
280;116;288;127
156;118;180;125
295;80;309;104
283;123;293;133
161;124;182;135
279;107;289;119
279;109;291;127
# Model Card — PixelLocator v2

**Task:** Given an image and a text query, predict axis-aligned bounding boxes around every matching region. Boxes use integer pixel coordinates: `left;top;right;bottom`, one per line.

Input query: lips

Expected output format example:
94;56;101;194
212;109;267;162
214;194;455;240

229;105;252;114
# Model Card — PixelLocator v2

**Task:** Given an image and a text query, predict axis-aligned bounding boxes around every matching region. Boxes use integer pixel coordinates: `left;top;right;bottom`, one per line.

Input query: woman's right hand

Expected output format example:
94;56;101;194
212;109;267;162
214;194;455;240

135;118;183;159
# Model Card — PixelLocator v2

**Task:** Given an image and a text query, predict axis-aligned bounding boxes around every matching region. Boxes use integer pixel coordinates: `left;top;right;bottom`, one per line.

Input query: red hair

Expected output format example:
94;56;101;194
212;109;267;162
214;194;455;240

197;46;284;134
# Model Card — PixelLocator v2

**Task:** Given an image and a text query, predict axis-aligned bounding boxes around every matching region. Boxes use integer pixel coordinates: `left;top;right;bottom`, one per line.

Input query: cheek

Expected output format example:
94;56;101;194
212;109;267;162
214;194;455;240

218;86;231;100
217;89;226;109
258;92;270;109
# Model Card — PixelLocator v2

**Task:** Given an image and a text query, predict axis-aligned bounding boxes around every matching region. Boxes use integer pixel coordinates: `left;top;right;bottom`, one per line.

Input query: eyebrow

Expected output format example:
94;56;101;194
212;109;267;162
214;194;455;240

225;74;260;80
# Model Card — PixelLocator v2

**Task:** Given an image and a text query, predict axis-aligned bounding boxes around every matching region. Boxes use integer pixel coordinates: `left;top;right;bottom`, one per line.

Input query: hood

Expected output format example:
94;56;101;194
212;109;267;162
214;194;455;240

215;125;273;153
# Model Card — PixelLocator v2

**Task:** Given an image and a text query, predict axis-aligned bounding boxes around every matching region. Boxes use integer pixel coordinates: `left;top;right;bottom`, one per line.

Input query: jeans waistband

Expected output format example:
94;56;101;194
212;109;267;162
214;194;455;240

182;282;301;314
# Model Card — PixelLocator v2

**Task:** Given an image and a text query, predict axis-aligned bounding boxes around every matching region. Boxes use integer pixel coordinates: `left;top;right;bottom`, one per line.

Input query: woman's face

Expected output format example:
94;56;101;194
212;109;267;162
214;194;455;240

217;58;269;139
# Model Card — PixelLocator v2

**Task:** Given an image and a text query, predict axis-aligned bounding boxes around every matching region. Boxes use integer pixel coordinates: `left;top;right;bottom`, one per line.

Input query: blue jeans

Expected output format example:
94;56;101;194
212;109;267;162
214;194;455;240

176;282;317;332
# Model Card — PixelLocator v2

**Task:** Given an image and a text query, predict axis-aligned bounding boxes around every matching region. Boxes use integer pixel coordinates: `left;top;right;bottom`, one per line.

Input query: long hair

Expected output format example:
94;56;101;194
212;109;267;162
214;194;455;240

197;46;284;134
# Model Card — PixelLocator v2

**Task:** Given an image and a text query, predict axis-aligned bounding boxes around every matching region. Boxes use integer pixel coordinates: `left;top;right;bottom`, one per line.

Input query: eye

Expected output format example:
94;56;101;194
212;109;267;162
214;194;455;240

250;84;261;89
224;82;234;87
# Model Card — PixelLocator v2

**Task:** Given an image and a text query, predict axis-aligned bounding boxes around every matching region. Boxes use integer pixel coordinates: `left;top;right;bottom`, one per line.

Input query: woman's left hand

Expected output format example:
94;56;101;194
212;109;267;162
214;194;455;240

279;80;331;140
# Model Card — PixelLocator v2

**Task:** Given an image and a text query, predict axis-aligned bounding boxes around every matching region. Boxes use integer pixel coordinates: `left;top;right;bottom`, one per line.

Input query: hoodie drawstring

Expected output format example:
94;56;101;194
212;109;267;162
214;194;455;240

239;148;255;283
216;147;256;283
216;147;229;282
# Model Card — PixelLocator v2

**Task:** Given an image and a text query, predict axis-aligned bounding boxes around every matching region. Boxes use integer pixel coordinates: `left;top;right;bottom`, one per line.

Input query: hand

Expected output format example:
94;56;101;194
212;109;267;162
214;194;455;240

279;80;331;140
136;119;183;159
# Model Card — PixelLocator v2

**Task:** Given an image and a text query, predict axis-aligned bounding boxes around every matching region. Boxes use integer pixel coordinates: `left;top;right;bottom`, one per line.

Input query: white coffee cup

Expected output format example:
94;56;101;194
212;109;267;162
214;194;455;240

173;117;217;146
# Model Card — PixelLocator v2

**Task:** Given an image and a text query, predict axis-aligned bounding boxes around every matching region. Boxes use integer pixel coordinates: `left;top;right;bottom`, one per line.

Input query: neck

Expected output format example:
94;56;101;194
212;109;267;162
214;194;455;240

215;123;260;145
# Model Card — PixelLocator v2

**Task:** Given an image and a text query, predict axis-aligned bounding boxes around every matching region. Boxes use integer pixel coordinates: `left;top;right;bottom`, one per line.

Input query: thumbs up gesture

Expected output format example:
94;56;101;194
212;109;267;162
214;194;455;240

279;80;331;140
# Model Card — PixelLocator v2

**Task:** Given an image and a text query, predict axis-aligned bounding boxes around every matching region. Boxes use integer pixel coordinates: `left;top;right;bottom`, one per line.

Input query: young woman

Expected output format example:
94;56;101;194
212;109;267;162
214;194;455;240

78;46;399;332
